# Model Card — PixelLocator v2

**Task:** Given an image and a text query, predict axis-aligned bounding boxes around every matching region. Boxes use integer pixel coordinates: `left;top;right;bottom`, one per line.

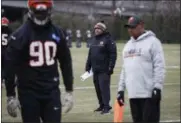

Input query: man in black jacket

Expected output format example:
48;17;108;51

76;29;82;48
4;0;73;123
66;29;73;48
85;21;117;114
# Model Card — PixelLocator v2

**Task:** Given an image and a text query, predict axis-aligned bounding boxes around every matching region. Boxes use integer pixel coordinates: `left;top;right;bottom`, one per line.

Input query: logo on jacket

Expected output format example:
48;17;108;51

52;33;60;43
124;48;142;58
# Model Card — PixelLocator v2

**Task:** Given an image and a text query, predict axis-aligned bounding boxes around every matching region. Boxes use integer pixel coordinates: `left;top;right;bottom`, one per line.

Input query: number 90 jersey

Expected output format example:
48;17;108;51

1;25;12;57
5;20;73;94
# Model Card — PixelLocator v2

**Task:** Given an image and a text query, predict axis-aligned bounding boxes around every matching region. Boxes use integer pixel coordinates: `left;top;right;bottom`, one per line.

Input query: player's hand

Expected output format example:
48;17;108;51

7;96;20;117
117;91;124;106
62;91;73;113
108;67;113;75
152;88;161;102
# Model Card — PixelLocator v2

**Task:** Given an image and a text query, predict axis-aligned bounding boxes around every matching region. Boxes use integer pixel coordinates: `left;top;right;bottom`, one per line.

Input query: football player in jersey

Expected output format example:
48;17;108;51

85;30;92;48
75;29;82;48
4;0;74;122
66;29;73;48
1;17;12;88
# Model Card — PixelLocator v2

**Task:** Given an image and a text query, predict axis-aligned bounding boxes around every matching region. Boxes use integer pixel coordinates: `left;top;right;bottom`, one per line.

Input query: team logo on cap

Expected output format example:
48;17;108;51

128;17;134;23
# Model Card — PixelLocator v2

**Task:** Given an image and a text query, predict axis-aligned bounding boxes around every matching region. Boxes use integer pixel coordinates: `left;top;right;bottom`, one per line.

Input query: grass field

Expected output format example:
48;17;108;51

1;43;180;122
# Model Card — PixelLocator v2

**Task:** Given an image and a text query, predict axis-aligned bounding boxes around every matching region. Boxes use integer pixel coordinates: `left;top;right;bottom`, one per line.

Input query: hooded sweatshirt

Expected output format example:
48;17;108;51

118;30;165;99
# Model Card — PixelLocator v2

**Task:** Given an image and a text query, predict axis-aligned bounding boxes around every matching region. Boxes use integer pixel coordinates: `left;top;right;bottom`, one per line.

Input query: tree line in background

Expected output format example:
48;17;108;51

9;1;180;44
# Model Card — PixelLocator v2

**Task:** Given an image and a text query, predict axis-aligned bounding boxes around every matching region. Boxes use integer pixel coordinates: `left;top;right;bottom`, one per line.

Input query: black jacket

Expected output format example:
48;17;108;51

85;32;117;73
4;19;73;97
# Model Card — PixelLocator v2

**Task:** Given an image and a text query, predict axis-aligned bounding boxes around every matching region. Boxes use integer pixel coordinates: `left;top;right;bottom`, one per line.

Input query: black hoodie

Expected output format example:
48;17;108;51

4;19;73;97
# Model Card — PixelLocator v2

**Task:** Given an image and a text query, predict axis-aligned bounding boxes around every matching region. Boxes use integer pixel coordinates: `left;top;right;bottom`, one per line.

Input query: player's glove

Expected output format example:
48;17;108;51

152;88;161;102
7;96;20;117
62;92;73;113
117;91;124;106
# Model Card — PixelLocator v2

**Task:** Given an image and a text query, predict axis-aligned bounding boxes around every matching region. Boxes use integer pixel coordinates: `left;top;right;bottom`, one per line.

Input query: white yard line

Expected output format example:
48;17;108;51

59;82;180;90
160;119;180;122
62;111;180;123
114;65;180;69
171;50;180;53
166;66;180;69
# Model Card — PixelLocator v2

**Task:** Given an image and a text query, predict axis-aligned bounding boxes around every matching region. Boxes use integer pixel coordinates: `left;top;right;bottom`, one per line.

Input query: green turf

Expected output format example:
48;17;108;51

1;43;180;122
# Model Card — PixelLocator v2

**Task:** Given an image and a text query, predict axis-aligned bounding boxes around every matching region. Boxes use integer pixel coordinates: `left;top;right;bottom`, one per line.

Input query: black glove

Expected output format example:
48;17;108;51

108;67;113;75
117;91;124;106
152;88;161;102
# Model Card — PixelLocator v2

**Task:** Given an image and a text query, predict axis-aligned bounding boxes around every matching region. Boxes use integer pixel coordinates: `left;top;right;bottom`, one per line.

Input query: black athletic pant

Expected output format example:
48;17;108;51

86;38;91;48
1;55;5;80
67;39;72;48
129;98;160;123
76;39;81;48
18;88;61;123
93;72;111;109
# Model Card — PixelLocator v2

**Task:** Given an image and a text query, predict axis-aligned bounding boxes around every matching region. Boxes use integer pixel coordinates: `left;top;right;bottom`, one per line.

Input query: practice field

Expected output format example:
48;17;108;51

1;43;180;122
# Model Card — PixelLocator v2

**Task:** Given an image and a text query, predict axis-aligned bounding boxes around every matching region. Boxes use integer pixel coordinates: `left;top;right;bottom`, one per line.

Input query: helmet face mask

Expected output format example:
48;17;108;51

28;0;53;26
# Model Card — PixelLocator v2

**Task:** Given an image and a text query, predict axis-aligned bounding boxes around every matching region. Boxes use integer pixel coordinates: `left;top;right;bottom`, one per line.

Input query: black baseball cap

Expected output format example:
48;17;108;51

124;16;143;28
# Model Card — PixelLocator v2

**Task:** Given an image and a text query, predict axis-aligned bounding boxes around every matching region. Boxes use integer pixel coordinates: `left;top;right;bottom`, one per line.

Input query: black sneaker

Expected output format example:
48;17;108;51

101;107;112;114
94;106;103;112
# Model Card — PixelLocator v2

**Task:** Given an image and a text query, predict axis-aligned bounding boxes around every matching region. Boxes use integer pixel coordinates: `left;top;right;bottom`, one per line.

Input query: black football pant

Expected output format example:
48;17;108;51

86;38;91;48
67;39;72;48
93;72;111;109
1;55;5;80
76;39;81;48
129;98;160;123
18;88;61;123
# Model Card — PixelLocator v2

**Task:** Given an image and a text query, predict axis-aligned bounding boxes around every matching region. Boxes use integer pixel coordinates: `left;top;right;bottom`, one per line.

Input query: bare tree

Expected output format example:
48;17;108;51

161;1;180;43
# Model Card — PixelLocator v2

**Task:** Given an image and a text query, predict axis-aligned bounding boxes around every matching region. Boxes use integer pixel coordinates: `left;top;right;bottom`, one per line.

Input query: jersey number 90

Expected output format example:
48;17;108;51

29;41;57;67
